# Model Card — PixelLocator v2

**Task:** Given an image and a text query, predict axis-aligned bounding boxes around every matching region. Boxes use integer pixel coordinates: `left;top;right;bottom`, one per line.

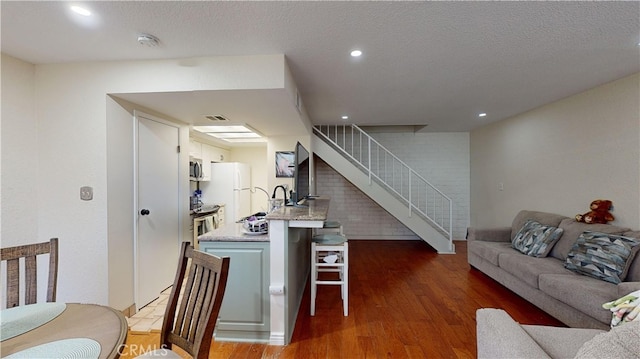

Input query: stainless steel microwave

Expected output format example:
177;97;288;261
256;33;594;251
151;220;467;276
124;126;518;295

189;160;203;180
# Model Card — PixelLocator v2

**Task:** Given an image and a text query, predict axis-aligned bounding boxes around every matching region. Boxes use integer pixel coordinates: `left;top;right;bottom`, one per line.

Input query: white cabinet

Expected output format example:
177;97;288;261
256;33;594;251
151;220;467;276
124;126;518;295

189;139;202;160
190;140;213;181
189;140;231;182
202;143;229;163
190;140;230;163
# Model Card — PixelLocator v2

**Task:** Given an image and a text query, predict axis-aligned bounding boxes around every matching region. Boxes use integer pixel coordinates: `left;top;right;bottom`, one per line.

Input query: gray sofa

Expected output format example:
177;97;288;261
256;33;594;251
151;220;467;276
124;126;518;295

468;210;640;330
476;308;640;359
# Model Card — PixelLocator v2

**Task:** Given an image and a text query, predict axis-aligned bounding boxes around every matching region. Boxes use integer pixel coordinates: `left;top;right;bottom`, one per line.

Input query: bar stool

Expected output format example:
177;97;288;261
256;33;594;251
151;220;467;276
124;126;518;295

310;233;348;316
313;220;343;235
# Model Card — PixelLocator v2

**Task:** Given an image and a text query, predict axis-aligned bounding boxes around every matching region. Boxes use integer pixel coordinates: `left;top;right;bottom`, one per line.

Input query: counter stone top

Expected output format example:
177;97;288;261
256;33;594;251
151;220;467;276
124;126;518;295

265;198;329;221
198;223;268;242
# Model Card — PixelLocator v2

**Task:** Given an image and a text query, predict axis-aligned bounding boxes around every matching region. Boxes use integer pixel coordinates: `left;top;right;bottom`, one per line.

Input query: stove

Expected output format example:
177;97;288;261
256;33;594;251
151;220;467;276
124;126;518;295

193;204;219;215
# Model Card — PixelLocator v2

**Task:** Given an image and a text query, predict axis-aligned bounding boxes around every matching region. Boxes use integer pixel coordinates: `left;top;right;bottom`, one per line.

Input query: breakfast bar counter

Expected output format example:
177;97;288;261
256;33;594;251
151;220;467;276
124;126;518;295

194;198;329;345
197;198;329;243
264;198;330;222
266;198;329;345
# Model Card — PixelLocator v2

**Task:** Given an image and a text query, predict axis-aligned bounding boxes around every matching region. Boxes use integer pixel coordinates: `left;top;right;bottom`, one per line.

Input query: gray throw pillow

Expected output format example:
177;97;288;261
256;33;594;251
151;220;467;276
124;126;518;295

512;219;564;257
565;231;640;284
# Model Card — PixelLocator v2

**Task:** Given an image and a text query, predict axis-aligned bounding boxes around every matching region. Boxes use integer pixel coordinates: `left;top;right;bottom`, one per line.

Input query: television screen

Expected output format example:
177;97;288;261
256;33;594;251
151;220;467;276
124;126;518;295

294;142;310;205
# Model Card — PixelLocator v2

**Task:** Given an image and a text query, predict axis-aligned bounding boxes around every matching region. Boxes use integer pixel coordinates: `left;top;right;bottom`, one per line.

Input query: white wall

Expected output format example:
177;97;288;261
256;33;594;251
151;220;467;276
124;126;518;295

105;96;135;310
1;54;304;308
0;54;43;306
470;73;640;229
1;54;38;246
267;136;311;202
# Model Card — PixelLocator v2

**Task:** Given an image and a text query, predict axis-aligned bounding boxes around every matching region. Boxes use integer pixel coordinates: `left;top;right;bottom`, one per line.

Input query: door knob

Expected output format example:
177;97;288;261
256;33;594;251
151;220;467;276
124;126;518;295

140;209;150;215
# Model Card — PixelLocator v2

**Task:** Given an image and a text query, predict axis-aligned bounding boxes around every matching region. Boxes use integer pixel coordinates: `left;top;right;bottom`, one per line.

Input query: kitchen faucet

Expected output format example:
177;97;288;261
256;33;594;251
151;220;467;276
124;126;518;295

272;185;288;204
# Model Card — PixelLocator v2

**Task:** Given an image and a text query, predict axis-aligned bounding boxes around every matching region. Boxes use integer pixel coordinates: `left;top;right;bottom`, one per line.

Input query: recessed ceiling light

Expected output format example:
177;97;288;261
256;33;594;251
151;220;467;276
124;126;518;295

70;5;91;16
350;50;362;57
478;113;487;117
341;115;349;120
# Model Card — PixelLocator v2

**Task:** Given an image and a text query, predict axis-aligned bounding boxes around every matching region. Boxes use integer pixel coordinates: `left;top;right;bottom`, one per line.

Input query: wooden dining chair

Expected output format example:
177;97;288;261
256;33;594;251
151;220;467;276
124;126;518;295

1;238;58;308
137;241;230;359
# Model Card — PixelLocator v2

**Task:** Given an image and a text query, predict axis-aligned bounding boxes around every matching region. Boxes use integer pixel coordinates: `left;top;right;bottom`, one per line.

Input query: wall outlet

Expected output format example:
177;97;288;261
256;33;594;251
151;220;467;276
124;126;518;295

498;182;504;191
269;284;285;295
80;186;93;200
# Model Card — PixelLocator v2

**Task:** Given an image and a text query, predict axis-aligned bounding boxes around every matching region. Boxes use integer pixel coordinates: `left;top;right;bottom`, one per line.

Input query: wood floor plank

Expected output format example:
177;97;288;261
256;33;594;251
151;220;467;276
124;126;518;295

122;240;565;358
404;344;427;359
210;342;240;359
258;344;287;359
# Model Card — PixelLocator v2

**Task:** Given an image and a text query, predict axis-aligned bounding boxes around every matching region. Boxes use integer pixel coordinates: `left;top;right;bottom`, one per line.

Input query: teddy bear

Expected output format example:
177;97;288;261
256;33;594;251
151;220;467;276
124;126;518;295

575;199;614;224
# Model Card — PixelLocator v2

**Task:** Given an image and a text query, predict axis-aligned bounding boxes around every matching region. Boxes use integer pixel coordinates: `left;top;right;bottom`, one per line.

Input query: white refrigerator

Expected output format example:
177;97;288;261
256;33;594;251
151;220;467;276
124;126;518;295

201;162;251;226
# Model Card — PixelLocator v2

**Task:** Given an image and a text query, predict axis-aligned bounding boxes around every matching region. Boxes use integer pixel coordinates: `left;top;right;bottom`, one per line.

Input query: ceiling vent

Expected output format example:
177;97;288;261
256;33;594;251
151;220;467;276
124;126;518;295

204;115;229;122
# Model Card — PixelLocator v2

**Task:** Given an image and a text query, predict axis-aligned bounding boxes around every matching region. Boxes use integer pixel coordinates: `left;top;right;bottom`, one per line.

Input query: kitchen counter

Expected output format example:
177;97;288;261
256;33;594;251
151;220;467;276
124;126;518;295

196;198;329;243
265;198;329;222
198;223;268;242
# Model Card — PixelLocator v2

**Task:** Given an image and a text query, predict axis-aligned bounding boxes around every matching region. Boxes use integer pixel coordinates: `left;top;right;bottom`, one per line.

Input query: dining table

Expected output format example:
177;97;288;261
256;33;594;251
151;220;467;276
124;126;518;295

1;302;128;359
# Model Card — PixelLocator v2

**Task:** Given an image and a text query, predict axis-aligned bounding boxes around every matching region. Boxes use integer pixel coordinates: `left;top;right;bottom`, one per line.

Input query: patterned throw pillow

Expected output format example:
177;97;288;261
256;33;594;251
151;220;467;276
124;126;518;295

564;231;640;284
512;219;564;257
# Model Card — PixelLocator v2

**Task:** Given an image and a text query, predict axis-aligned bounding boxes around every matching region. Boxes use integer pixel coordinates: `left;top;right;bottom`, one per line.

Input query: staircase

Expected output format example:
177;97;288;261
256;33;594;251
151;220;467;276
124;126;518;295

313;125;454;254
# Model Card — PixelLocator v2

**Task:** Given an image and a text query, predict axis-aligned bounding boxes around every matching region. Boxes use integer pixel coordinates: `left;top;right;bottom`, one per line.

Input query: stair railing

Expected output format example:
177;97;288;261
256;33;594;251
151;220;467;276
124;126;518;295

314;124;453;245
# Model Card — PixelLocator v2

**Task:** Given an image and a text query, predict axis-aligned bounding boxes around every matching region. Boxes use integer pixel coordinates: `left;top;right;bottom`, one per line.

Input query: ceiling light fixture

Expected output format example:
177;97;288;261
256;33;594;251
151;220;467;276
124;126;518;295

70;5;91;16
341;115;349;120
350;50;362;57
478;113;487;117
193;125;266;143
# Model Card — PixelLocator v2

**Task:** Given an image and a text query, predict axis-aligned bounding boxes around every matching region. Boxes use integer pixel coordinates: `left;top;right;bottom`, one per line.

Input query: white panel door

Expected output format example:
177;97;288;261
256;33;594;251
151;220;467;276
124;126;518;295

136;113;181;309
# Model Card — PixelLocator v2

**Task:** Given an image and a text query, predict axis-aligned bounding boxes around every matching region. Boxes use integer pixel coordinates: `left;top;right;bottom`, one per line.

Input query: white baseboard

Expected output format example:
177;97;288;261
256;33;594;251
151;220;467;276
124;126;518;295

269;332;286;346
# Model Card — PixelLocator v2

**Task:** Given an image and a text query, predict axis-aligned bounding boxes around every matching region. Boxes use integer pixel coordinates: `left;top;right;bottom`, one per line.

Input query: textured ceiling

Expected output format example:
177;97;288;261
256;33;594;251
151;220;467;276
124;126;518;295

2;1;639;136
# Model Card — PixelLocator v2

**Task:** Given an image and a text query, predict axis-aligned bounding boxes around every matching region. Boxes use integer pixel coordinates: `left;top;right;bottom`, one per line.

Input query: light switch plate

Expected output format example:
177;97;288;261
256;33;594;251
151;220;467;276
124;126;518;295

80;186;93;201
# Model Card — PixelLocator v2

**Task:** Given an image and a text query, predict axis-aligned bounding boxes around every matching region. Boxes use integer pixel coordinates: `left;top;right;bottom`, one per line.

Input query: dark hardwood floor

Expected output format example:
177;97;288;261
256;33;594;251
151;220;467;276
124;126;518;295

120;240;564;358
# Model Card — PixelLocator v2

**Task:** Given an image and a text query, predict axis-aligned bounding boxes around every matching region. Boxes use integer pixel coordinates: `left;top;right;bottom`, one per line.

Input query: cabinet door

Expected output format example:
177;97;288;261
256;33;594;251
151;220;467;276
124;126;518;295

208;144;230;163
199;241;270;340
189;139;202;160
